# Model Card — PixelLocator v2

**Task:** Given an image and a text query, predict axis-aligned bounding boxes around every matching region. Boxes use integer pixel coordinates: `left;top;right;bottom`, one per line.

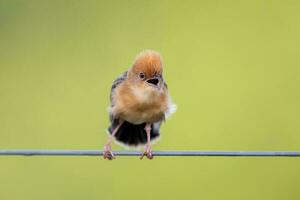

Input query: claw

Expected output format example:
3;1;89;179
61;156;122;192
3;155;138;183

103;150;115;160
140;151;153;160
103;143;115;160
140;145;153;160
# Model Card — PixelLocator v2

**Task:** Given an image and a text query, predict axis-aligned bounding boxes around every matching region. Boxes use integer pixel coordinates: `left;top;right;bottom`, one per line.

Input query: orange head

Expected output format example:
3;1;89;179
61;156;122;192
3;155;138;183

128;50;164;89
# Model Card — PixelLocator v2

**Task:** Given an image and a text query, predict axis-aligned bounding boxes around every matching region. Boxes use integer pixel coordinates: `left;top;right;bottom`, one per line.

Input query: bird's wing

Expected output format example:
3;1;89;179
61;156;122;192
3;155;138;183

164;81;168;89
110;71;127;106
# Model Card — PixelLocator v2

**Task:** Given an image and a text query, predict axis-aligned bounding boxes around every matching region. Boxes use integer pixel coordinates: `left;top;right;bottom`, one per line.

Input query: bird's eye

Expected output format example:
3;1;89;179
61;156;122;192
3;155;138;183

139;72;145;80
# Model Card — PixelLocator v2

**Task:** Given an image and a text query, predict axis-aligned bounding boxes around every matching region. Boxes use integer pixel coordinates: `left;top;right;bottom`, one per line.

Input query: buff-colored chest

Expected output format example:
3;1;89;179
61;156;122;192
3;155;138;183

111;82;169;124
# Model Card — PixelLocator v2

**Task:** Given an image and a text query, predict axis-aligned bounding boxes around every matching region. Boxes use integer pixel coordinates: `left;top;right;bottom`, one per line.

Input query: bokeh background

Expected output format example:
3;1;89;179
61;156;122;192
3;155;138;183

1;0;300;199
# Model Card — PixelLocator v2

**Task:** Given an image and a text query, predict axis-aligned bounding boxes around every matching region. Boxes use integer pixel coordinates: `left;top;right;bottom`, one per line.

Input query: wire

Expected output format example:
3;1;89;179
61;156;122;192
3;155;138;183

0;149;300;157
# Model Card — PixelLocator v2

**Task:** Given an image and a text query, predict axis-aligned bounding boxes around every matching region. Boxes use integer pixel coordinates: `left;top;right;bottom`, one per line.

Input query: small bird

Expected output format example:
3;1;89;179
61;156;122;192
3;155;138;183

103;50;176;160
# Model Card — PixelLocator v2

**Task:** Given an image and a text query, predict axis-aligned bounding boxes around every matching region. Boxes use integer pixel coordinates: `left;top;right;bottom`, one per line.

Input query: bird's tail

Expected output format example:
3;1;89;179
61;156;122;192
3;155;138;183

108;120;160;147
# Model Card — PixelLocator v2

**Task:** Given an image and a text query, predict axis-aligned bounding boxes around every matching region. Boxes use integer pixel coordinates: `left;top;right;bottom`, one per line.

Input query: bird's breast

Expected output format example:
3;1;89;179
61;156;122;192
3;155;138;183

111;83;169;124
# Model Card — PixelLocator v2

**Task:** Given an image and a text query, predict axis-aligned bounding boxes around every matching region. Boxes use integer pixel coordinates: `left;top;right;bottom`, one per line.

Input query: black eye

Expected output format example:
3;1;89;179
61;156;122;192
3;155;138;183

139;72;145;80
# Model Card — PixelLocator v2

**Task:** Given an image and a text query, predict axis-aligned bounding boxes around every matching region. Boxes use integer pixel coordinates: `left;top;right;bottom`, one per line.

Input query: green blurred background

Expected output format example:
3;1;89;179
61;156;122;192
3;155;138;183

1;0;300;199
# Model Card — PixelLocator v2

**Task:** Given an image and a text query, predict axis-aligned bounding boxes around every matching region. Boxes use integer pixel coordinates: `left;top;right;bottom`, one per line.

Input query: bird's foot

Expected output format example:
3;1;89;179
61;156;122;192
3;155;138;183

103;143;115;160
140;145;153;160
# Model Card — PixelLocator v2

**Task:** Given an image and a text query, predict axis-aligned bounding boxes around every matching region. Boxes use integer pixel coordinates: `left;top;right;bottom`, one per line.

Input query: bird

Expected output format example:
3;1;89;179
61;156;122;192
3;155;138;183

103;50;176;160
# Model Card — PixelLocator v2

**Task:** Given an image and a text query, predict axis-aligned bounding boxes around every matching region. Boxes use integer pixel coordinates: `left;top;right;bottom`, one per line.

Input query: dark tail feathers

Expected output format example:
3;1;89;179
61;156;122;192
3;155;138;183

108;120;160;146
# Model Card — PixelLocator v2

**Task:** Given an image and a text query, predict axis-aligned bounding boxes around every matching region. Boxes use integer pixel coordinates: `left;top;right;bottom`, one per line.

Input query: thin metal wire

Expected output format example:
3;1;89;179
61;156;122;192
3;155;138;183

0;149;300;157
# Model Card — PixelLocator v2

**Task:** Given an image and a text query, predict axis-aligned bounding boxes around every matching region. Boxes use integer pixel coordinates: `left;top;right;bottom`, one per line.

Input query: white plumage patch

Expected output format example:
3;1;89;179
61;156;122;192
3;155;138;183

165;100;177;119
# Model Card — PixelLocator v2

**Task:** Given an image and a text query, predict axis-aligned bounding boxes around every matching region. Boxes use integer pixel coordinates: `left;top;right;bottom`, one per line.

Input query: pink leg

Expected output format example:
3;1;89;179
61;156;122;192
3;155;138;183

103;120;123;160
140;123;153;160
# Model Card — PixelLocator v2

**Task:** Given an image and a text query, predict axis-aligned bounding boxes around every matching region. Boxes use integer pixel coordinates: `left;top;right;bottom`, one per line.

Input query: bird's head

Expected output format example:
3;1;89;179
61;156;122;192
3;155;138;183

128;50;164;90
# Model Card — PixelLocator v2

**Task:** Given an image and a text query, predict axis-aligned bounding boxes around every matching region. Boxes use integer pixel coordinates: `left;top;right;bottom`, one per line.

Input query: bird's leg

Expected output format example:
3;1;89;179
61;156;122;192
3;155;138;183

103;120;123;160
140;123;153;160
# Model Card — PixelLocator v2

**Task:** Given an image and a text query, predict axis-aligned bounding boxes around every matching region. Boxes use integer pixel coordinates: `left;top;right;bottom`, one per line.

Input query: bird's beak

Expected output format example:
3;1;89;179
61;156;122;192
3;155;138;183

146;76;162;89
